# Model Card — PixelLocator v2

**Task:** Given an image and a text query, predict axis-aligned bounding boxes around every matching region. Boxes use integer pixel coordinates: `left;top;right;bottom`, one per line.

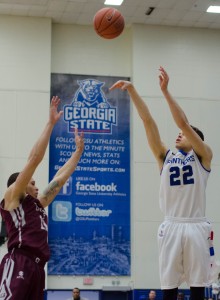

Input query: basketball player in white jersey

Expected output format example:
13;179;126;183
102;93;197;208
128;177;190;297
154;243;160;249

110;67;217;300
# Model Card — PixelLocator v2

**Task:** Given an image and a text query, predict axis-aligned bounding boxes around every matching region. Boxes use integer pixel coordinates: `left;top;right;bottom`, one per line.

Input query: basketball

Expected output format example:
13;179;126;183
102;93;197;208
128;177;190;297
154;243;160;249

93;7;125;39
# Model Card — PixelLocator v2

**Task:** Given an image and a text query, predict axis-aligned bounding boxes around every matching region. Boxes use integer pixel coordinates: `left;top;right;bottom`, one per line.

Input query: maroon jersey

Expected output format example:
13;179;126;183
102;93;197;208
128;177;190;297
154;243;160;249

0;195;50;262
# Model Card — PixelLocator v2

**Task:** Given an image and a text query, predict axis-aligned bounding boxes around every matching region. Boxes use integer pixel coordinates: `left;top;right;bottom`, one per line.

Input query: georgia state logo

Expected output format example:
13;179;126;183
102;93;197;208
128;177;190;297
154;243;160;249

63;79;117;134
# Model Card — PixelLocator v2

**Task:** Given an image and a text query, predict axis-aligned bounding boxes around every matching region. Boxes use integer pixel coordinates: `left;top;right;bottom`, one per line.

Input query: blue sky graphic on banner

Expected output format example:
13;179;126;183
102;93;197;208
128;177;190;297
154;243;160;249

48;74;130;276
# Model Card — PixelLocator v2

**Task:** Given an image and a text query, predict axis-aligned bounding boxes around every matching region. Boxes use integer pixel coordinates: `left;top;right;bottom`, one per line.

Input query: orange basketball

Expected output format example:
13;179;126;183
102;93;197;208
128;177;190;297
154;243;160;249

93;7;125;39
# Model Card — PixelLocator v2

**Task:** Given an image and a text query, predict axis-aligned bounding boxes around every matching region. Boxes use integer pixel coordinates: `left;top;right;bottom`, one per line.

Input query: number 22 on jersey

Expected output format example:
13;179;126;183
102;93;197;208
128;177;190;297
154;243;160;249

170;165;194;186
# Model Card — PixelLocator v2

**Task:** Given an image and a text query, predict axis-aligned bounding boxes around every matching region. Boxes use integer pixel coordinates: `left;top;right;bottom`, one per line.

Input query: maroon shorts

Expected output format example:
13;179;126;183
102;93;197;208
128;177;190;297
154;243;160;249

0;249;46;300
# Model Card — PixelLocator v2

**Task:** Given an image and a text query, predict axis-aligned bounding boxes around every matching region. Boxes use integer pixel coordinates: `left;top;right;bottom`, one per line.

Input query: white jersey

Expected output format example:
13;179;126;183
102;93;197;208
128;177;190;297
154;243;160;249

159;149;210;218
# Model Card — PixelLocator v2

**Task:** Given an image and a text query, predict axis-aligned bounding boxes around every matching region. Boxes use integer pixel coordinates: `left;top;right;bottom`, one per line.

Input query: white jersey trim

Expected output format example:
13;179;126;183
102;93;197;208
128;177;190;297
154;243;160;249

165;216;207;223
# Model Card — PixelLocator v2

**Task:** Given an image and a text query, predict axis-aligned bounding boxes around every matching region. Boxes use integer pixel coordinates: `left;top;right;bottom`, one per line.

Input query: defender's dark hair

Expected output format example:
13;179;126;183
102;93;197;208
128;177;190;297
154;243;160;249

190;125;204;141
7;172;20;187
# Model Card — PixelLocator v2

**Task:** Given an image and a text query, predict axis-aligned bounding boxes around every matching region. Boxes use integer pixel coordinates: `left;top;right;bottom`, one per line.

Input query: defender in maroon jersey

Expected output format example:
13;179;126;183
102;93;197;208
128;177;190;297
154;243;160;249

0;96;84;300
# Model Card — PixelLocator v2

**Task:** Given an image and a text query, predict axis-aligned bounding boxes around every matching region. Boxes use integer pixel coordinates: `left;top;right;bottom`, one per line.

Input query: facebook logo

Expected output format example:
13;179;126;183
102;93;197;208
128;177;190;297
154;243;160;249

58;177;72;196
52;201;72;222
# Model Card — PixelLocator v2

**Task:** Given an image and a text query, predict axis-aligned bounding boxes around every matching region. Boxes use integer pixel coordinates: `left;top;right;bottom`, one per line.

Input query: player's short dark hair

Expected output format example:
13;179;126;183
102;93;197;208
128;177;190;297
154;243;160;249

190;125;204;141
7;172;20;187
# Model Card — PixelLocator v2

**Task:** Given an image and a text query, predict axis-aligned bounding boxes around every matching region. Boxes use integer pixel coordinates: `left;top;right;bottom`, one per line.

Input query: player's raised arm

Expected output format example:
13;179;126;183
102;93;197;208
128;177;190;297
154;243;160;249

39;128;84;208
4;96;63;210
110;80;167;169
159;66;212;169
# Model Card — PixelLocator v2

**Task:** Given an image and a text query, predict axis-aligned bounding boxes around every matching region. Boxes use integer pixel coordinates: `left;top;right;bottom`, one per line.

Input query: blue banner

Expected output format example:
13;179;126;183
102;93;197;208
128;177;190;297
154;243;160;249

48;74;130;275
